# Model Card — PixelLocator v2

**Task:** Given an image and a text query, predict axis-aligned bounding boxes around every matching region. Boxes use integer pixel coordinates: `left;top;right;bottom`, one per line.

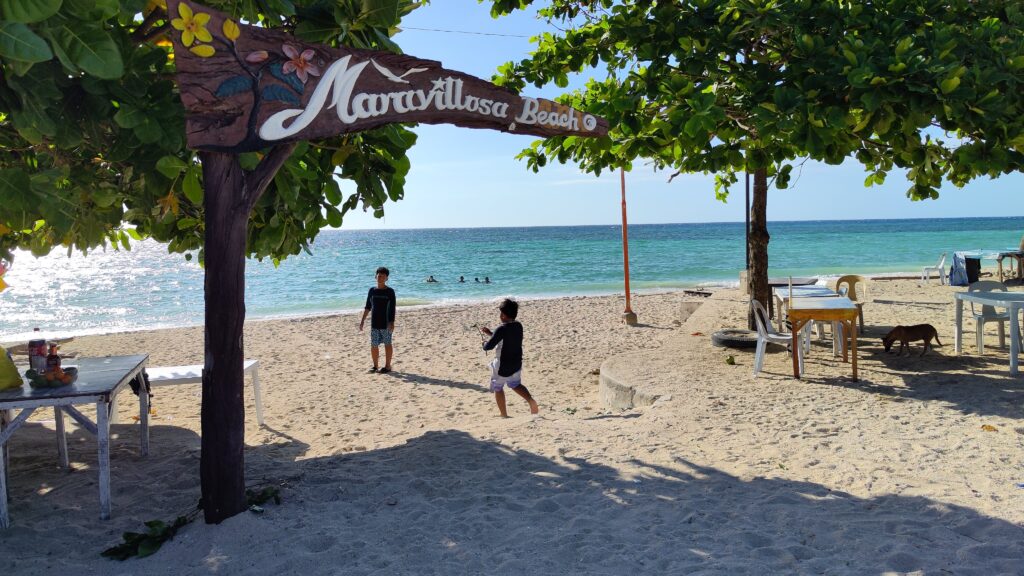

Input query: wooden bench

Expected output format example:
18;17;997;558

146;360;264;426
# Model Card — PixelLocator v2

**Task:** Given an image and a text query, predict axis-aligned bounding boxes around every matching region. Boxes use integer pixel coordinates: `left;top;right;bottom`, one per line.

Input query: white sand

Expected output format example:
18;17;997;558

2;281;1023;575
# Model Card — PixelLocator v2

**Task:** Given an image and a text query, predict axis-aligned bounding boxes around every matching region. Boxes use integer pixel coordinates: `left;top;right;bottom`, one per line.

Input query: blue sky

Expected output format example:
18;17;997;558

340;1;1022;230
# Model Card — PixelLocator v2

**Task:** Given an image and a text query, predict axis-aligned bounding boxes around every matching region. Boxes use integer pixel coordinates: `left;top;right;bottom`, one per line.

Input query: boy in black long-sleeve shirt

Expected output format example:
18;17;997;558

481;298;539;417
359;266;396;373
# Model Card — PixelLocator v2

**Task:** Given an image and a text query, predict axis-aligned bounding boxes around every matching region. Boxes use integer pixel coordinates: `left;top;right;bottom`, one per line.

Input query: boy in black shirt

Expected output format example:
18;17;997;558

481;298;539;417
359;266;396;373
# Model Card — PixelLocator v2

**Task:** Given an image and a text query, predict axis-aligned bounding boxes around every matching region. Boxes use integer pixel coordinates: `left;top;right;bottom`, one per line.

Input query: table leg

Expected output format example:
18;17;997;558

138;375;149;457
1010;305;1020;376
774;295;782;331
954;298;963;355
97;400;111;520
851;319;859;381
1;409;9;480
841;320;850;363
54;407;68;469
252;365;264;427
0;439;7;529
1;410;9;528
791;319;805;379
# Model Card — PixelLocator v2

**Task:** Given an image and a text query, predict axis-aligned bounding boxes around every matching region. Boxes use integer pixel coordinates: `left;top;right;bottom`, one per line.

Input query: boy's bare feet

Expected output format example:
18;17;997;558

528;399;539;414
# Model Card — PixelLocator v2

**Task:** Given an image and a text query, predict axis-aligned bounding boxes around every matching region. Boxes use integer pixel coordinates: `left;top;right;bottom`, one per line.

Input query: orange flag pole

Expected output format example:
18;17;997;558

621;168;637;325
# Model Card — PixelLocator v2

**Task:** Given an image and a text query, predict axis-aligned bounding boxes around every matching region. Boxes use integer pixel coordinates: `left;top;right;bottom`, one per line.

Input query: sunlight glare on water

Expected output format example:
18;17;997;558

1;217;1021;341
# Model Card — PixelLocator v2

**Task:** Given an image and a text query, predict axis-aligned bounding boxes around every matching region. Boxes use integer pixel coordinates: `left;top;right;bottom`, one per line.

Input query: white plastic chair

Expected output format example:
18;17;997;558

922;252;947;285
751;299;803;377
967;281;1019;354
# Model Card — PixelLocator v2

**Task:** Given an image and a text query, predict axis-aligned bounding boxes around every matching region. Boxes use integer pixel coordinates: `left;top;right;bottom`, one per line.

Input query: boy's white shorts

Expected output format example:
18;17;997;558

489;358;522;392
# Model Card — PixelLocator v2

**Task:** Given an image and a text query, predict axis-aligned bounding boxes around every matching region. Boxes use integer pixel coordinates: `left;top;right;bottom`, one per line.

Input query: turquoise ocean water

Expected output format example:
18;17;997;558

1;217;1022;341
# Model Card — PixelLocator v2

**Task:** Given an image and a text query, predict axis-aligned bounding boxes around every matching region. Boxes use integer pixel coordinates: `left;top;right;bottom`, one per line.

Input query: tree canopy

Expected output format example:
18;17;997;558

488;0;1024;197
0;0;421;265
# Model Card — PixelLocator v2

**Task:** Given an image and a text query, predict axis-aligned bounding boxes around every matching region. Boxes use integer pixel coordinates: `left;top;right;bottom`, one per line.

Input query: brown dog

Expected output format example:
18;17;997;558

882;324;942;356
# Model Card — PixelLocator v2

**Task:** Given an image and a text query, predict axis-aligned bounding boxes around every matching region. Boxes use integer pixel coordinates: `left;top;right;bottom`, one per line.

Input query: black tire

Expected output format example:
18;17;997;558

711;329;759;349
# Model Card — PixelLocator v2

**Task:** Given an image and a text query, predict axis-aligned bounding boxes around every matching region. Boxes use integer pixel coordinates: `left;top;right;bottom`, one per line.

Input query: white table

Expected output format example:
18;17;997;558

0;354;149;528
772;286;838;331
954;292;1024;375
146;359;264;426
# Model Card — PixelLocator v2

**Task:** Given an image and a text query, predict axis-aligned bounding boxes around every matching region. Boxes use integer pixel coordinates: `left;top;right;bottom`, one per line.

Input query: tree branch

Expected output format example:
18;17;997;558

244;142;298;212
139;23;171;45
131;7;166;43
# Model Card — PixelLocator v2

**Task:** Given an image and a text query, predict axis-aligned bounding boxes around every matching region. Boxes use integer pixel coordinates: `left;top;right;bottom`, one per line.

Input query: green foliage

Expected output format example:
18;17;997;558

101;513;196;560
101;484;282;560
246;485;282;506
487;0;1024;201
0;0;425;263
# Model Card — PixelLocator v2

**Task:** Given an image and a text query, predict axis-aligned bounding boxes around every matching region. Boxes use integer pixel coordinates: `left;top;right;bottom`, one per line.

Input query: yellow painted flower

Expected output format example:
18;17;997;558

190;45;215;58
223;19;240;42
170;3;212;47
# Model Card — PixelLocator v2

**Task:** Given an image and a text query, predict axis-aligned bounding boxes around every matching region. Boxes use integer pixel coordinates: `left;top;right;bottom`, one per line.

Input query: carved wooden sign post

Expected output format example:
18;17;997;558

164;0;607;524
167;0;608;152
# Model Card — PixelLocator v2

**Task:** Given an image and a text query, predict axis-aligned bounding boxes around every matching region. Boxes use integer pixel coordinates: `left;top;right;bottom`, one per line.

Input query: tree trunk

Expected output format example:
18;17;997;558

747;168;770;330
199;151;248;523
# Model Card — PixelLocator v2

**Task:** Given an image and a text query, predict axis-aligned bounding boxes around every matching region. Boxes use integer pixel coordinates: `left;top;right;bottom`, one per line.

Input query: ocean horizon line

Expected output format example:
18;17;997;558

334;214;1024;233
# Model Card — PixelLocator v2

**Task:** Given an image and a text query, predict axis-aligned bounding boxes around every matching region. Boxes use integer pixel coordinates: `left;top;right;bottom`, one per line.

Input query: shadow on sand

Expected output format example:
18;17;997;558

5;423;1023;575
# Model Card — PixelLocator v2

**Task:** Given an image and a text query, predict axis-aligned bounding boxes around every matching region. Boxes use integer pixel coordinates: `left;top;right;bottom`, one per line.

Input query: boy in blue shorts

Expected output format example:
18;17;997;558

359;266;396;374
481;298;539;417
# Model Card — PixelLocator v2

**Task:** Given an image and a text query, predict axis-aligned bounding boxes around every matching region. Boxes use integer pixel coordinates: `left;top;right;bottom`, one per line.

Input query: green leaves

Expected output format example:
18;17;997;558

156;156;188;179
0;21;52;63
485;0;1024;209
0;0;62;23
101;515;194;561
182;167;203;205
46;23;123;78
939;77;960;95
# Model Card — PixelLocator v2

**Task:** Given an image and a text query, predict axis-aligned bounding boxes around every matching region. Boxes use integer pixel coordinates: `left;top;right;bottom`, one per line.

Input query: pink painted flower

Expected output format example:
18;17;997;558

245;51;269;64
281;44;320;84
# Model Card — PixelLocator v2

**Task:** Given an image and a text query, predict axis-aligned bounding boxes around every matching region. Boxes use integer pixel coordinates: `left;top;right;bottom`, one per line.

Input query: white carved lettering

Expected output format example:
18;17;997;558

260;57;590;141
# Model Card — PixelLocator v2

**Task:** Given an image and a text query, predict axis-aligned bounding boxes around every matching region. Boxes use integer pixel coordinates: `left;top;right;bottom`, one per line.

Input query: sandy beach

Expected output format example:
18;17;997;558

2;278;1023;575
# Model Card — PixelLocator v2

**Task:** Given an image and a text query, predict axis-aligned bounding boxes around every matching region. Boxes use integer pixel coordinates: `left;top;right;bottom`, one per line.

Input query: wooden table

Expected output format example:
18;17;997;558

787;297;860;381
997;251;1024;283
954;291;1024;375
0;354;149;528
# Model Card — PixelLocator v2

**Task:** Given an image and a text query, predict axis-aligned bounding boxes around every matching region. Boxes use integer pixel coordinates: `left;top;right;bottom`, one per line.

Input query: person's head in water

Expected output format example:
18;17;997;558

498;298;518;322
475;277;480;283
459;276;465;283
484;276;491;283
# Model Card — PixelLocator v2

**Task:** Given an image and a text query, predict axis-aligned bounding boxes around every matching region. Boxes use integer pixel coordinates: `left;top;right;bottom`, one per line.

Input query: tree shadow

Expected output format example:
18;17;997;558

181;431;1024;574
792;335;1024;419
6;428;1024;574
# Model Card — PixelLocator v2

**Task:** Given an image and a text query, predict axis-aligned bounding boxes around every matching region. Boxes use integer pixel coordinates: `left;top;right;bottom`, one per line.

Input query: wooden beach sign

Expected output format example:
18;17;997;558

167;0;608;152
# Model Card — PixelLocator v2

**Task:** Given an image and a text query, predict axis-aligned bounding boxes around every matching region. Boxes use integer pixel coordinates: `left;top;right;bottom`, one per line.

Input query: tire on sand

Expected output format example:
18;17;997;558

711;329;758;349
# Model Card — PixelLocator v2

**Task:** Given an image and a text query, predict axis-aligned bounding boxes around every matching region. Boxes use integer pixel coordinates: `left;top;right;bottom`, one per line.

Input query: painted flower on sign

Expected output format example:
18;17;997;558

171;3;212;47
282;45;320;84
